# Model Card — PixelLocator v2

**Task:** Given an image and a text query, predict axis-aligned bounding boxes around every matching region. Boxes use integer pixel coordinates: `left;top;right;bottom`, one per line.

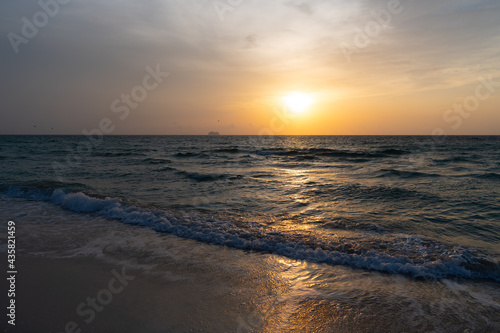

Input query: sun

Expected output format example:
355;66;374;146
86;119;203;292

282;91;314;114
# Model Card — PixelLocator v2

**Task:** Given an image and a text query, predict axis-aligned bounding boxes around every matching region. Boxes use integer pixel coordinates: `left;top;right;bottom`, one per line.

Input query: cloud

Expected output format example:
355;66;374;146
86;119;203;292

285;1;314;15
0;0;499;134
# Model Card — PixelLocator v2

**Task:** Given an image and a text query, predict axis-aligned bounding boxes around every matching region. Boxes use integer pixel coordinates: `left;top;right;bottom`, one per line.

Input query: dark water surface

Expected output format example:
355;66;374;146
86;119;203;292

1;135;499;281
2;135;500;331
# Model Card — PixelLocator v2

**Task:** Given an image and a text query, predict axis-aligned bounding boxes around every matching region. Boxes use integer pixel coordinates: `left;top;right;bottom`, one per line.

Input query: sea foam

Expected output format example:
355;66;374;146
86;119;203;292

3;186;500;282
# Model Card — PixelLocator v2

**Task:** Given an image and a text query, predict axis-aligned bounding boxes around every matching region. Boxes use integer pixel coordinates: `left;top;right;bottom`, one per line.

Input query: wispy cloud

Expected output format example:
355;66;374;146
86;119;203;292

1;0;499;134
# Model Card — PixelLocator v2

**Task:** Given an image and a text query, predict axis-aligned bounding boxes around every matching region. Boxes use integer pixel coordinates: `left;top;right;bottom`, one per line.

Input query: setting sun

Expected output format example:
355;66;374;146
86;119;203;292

282;91;314;114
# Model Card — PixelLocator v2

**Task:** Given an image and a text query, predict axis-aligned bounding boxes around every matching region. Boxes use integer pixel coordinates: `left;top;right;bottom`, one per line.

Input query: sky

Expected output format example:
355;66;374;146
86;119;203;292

1;0;499;135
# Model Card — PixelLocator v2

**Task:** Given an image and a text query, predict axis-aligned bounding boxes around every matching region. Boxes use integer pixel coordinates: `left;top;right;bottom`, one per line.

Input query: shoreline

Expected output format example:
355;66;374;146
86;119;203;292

1;254;258;333
1;196;499;332
6;253;499;333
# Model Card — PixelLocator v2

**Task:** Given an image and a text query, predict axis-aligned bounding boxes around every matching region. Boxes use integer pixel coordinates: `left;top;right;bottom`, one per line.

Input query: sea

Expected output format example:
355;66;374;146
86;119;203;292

1;135;499;331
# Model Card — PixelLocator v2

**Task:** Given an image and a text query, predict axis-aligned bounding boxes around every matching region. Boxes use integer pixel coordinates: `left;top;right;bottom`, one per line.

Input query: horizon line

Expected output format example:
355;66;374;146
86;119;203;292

1;134;500;137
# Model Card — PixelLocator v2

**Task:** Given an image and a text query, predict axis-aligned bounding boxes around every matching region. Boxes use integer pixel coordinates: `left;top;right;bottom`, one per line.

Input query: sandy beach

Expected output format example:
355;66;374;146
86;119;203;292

2;196;499;332
0;197;273;333
2;255;256;333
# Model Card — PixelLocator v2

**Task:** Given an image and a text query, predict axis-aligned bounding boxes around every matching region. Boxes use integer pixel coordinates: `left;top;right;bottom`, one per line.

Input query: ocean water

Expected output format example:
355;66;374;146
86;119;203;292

1;135;500;331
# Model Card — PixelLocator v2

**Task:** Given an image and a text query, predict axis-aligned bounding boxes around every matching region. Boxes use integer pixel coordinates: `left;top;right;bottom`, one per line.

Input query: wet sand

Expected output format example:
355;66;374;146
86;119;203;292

1;197;499;332
1;255;243;332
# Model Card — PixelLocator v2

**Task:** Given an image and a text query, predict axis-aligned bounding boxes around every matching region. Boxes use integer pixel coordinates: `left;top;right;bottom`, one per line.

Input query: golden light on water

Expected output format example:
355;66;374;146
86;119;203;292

282;91;314;114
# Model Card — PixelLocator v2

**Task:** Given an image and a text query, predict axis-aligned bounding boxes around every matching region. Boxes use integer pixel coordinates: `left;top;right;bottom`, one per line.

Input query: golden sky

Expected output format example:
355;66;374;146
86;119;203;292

1;0;499;134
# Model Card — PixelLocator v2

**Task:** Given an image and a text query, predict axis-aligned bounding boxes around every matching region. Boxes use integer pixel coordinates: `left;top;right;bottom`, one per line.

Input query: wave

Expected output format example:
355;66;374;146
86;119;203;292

149;166;241;181
376;169;441;179
142;158;172;164
306;184;437;202
179;171;227;181
473;172;500;181
256;150;292;156
379;148;408;155
93;152;146;157
1;180;89;192
249;173;276;179
3;185;499;282
120;146;412;160
174;152;199;158
322;219;388;233
293;155;316;161
255;148;409;159
433;156;477;164
451;172;500;181
212;147;240;153
153;166;177;173
176;170;243;182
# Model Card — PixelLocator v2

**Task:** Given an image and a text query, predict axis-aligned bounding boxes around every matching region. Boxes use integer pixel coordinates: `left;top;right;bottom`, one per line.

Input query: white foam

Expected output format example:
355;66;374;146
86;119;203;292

4;187;500;281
